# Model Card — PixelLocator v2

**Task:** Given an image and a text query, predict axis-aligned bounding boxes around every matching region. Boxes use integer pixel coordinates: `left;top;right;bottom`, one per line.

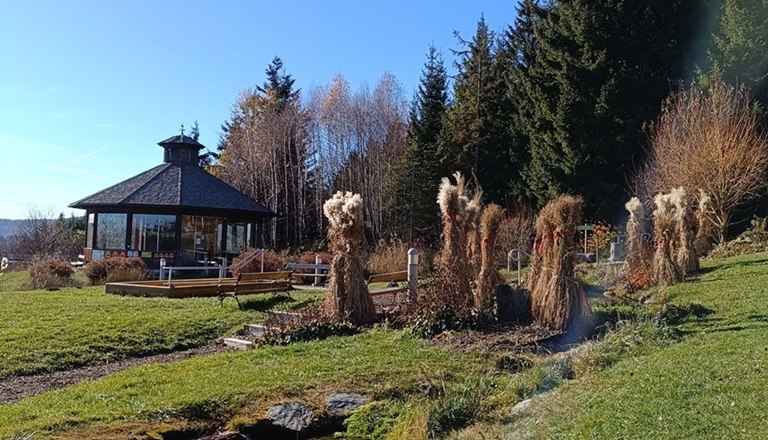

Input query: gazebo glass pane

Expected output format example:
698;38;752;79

226;222;248;254
181;216;222;261
86;214;95;248
131;214;176;252
96;213;127;249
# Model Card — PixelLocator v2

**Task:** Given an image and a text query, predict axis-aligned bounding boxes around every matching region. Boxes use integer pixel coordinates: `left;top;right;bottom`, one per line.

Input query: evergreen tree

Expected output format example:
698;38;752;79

386;46;450;243
257;56;299;110
517;0;703;218
439;17;522;205
707;0;768;108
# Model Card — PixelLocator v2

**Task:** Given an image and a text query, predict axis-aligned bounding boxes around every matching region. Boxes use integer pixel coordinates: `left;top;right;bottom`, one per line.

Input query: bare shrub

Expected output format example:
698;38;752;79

16;208;83;260
638;80;768;242
28;257;74;290
495;207;534;267
83;257;149;285
230;249;285;276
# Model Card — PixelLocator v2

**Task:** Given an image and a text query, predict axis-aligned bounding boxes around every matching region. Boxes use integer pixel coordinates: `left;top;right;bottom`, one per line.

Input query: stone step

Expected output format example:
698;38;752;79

223;337;253;350
244;323;278;338
267;310;303;325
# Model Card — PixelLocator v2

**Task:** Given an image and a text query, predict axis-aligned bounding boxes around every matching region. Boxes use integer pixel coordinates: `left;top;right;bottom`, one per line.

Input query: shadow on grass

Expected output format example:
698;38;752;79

238;295;292;312
699;256;768;276
660;302;716;326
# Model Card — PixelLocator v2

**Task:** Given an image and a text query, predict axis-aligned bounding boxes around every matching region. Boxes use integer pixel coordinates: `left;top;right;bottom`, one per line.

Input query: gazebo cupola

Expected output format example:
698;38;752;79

159;130;204;164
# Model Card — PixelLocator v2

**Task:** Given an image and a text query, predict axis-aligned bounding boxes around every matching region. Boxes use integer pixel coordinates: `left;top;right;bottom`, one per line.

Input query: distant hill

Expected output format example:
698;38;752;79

0;219;24;238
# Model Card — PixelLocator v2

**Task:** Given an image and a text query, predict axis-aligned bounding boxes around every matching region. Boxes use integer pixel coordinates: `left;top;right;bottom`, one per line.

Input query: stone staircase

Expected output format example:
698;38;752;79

222;310;303;350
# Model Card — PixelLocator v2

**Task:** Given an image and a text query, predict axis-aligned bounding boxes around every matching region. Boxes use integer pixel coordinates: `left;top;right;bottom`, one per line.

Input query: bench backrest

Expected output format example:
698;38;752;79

238;271;292;282
285;262;331;271
367;270;407;285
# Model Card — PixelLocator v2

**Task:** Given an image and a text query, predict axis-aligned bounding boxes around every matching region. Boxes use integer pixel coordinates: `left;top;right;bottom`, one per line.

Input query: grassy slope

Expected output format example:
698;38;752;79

0;277;320;379
0;331;489;438
535;252;768;439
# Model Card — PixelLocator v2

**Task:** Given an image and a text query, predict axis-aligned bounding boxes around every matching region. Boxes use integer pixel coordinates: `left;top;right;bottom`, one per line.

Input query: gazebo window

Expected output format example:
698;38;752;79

131;214;176;252
226;222;249;254
86;213;95;248
181;215;222;261
96;213;127;249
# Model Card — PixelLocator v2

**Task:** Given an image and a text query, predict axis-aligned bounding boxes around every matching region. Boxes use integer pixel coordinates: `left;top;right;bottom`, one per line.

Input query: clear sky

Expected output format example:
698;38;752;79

0;0;518;220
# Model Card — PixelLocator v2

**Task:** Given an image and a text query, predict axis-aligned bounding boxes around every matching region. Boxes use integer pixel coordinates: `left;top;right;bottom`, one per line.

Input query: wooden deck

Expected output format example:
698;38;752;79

105;276;290;298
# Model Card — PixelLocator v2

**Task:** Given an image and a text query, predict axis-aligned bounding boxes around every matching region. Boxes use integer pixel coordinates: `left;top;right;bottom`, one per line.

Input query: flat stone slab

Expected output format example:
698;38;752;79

266;402;313;431
244;324;277;338
223;337;253;350
325;392;370;416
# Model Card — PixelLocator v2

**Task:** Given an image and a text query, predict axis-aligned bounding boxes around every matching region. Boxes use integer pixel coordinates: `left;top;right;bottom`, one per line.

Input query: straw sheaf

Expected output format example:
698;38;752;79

323;191;363;230
625;197;644;221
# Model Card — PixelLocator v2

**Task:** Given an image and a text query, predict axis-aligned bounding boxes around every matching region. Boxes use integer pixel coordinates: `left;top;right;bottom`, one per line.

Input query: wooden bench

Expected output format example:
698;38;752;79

367;270;408;297
217;271;292;308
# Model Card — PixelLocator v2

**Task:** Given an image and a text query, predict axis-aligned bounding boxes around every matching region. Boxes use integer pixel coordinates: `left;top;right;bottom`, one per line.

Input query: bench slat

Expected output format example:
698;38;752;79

367;271;407;284
370;286;408;296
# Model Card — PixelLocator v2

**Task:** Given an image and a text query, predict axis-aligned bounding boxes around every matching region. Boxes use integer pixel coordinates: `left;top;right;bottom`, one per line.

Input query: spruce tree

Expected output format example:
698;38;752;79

439;17;522;205
517;0;702;217
707;0;768;108
386;46;449;243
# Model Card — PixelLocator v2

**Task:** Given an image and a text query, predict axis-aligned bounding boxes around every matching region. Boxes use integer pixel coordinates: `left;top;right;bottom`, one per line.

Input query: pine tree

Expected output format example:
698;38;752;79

386;46;449;243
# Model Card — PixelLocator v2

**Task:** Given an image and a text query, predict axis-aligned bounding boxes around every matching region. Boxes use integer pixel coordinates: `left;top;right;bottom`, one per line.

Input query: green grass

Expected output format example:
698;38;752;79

0;280;321;379
530;252;768;439
0;330;491;438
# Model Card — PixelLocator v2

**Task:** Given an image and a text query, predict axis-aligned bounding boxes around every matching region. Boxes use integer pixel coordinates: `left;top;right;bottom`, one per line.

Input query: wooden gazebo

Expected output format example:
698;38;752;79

69;132;275;268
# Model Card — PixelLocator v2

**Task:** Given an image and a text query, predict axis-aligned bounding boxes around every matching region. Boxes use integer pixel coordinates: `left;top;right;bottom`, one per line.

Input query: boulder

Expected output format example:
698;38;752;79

325;393;370;416
266;402;313;432
496;285;532;324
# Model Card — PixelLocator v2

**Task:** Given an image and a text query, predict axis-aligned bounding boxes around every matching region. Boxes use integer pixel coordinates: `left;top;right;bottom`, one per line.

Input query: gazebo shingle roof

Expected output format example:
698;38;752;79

69;163;275;217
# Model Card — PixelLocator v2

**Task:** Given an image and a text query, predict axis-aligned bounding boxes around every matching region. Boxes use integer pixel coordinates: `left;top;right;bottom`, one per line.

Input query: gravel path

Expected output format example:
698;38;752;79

0;344;228;405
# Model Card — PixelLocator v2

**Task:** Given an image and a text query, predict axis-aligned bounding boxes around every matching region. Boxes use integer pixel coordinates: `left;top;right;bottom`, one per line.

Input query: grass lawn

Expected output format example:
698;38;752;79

0;274;321;379
0;330;492;438
529;252;768;439
5;252;768;438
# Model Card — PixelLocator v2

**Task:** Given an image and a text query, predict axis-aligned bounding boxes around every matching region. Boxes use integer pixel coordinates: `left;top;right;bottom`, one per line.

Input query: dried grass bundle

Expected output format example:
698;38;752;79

694;190;713;255
528;210;554;295
671;187;699;276
624;197;652;290
624;197;645;263
652;192;682;286
529;195;591;333
466;192;484;278
436;172;473;311
323;191;376;325
476;203;504;320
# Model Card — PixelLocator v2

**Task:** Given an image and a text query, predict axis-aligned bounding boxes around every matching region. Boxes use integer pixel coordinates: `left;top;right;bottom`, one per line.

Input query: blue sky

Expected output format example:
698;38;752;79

0;1;517;219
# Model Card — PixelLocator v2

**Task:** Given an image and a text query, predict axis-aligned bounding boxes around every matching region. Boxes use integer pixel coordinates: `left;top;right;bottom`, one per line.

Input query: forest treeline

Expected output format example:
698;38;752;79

210;0;768;250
